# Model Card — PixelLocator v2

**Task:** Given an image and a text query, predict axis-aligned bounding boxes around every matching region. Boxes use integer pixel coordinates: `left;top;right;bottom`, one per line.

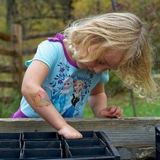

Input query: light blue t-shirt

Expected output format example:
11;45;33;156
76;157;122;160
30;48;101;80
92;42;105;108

20;34;109;118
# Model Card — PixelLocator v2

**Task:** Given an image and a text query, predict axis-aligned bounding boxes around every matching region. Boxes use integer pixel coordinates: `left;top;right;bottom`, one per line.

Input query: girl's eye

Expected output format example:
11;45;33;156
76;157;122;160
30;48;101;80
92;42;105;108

97;59;103;65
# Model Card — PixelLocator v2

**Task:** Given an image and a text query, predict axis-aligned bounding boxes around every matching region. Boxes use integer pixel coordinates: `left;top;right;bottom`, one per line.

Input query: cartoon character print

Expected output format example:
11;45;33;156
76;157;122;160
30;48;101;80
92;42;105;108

44;61;96;117
62;80;84;118
72;80;84;106
52;77;73;112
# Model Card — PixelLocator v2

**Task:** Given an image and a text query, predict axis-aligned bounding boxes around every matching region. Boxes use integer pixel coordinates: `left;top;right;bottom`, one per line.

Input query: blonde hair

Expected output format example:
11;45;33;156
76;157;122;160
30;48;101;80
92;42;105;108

63;12;159;101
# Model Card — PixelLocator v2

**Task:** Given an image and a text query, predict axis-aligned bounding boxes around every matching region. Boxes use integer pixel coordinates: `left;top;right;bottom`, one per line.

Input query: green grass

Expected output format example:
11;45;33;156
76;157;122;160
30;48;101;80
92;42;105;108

0;91;21;118
1;90;159;118
84;91;160;118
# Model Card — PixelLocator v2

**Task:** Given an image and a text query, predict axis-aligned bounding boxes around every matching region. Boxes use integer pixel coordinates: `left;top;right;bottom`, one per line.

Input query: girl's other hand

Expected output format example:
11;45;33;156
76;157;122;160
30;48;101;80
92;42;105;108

58;124;83;139
98;105;123;119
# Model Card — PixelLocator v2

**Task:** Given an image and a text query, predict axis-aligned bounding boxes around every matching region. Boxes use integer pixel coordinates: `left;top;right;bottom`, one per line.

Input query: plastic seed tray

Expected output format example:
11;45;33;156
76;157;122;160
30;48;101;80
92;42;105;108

0;131;120;160
23;141;61;149
0;133;21;141
22;132;59;141
0;141;21;149
156;126;160;160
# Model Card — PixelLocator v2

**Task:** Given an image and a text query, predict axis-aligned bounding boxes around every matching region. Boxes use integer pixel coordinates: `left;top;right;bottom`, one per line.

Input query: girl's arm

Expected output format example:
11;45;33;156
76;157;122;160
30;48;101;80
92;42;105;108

88;83;123;118
22;60;82;139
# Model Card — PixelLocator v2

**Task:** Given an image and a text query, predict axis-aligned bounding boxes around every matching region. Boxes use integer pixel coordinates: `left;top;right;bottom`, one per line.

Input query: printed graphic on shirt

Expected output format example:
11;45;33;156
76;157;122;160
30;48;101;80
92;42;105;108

44;61;96;118
61;79;84;118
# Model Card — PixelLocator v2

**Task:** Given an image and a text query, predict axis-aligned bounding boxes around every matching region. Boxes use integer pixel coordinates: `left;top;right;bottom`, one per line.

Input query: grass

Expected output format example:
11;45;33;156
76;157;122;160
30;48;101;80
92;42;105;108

84;90;160;118
0;90;160;118
0;91;21;118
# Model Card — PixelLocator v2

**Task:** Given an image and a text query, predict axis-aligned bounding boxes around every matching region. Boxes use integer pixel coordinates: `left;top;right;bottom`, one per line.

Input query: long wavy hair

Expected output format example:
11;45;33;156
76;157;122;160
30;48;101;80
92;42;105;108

63;12;159;101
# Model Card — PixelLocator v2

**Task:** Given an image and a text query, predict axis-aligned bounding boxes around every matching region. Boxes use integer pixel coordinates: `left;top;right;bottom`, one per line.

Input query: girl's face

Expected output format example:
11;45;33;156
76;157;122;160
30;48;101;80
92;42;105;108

76;49;124;74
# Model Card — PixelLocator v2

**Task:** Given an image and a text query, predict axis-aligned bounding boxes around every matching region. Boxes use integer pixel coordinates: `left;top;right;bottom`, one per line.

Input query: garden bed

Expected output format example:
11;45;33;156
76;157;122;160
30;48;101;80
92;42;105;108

0;117;159;160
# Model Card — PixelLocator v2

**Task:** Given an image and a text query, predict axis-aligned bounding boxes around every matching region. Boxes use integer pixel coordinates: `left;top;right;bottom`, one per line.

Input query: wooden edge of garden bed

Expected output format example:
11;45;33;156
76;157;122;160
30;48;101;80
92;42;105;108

0;117;159;159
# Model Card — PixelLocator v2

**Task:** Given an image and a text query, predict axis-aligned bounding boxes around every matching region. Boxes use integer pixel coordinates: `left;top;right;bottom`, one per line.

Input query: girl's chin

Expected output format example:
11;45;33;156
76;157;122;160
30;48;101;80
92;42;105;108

78;66;85;69
77;64;87;70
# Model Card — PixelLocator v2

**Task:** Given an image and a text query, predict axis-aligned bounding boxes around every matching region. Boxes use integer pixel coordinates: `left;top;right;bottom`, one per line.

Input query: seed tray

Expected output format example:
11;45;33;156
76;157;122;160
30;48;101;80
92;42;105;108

64;138;106;148
156;126;160;160
0;131;120;160
23;140;61;149
21;148;62;159
62;131;120;160
0;133;21;141
0;149;21;159
0;141;21;149
22;132;59;141
66;147;115;158
79;131;98;138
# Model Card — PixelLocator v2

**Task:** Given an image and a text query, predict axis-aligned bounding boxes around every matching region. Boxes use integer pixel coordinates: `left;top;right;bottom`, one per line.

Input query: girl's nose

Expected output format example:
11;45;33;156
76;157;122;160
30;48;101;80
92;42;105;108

93;67;103;74
88;67;95;72
93;66;109;73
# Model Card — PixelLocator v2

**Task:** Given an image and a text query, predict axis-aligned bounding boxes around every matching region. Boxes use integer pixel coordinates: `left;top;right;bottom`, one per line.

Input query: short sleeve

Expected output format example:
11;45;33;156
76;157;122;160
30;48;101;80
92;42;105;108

25;40;61;68
99;70;109;83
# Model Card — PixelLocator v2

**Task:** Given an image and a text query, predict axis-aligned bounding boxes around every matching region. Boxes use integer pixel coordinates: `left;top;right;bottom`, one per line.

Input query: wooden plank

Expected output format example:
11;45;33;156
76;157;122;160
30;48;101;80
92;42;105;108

0;65;17;73
0;48;15;56
11;24;23;91
23;31;56;40
0;96;14;103
22;47;37;55
0;81;17;88
0;32;12;42
0;117;159;148
154;74;160;79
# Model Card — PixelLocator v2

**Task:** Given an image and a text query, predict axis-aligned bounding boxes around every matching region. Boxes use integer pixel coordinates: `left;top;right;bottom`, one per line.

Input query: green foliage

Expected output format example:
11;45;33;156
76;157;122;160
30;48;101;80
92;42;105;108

0;90;21;118
105;70;126;97
116;0;160;57
0;0;7;32
71;0;112;18
84;91;160;118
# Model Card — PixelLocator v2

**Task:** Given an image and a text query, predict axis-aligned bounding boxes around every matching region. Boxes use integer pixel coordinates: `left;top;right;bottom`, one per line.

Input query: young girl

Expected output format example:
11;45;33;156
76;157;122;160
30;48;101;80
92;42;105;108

12;12;158;139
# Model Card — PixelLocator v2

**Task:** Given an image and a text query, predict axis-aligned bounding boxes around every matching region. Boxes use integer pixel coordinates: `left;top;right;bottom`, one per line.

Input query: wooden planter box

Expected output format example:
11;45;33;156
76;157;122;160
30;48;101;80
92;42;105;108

0;117;159;160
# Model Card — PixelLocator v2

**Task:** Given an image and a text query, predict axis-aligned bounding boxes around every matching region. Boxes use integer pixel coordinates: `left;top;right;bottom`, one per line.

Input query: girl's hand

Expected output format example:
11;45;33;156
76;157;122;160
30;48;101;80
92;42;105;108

58;124;83;139
98;105;123;119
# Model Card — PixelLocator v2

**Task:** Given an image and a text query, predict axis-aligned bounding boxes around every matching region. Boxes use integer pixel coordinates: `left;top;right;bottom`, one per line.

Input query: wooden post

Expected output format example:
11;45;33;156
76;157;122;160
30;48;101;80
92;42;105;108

10;24;23;92
130;89;137;117
111;0;117;12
